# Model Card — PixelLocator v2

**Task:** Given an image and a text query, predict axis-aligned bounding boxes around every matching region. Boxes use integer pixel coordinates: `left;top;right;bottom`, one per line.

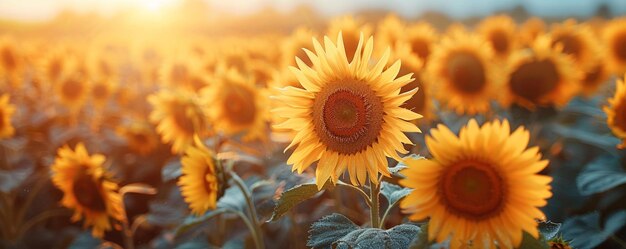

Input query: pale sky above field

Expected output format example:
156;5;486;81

0;0;625;22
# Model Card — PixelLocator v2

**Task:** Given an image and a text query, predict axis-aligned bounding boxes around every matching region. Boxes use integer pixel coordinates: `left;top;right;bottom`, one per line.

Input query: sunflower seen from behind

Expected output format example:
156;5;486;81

504;36;581;109
148;90;207;153
400;119;552;249
0;94;16;139
179;137;223;216
604;74;626;149
202;68;269;142
50;143;123;238
274;34;421;189
427;29;500;114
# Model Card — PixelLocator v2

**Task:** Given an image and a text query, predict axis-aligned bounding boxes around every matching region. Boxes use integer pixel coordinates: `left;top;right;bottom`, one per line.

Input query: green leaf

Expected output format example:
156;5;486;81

518;231;549;249
551;124;620;153
161;159;182;182
577;154;626;195
538;220;561;240
269;181;330;222
307;213;359;249
333;224;421;249
0;166;33;193
562;211;626;249
380;182;412;207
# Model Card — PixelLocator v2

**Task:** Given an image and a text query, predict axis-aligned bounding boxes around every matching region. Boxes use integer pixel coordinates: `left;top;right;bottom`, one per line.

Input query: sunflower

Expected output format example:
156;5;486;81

56;73;90;111
326;16;372;62
116;120;159;155
50;143;123;238
520;17;546;47
604;74;626;149
274;34;421;188
477;15;517;60
403;22;438;64
580;52;611;97
160;59;191;89
282;28;317;68
202;68;269;142
504;36;581;109
549;19;598;71
603;18;626;74
0;94;16;139
400;119;552;248
148;90;207;153
91;78;117;108
178;137;222;216
375;14;405;55
426;30;500;114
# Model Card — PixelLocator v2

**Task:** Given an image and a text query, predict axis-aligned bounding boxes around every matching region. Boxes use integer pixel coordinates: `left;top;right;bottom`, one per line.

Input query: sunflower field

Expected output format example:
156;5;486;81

1;1;626;249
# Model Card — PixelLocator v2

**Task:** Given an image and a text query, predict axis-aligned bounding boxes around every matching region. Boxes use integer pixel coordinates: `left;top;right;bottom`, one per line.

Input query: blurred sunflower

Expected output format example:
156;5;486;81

0;39;24;88
604;74;626;149
202;69;269;142
56;73;90;111
51;143;123;238
504;36;581;108
148;90;207;153
179;137;222;216
326;16;372;62
160;60;191;89
550;20;598;71
477;15;517;60
274;34;421;188
0;94;16;139
400;119;552;249
426;30;499;114
91;78;117;108
403;22;438;64
603;18;626;74
117;121;159;155
282;28;317;68
519;17;546;47
580;55;611;97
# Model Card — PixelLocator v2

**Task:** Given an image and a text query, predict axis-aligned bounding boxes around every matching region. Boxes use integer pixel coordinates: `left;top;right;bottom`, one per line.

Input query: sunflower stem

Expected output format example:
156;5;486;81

369;179;381;228
230;171;265;249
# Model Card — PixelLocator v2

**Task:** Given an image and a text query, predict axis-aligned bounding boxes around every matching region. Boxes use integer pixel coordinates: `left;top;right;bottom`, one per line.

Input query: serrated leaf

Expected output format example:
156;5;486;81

562;211;626;249
538;220;561;240
333;224;421;249
269;181;330;221
380;182;412;207
518;231;549;249
577;154;626;195
307;213;359;249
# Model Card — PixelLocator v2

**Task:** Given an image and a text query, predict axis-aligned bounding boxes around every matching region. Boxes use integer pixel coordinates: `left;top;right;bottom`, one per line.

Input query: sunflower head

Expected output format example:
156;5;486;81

520;17;547;46
427;30;500;114
91;78;117;108
604;74;626;149
202;68;269;142
50;143;123;238
603;18;626;74
504;35;581;109
0;94;16;139
56;73;90;111
403;22;438;64
117;120;159;155
274;33;421;189
179;136;224;216
400;119;552;248
549;19;599;71
477;15;518;59
148;90;207;153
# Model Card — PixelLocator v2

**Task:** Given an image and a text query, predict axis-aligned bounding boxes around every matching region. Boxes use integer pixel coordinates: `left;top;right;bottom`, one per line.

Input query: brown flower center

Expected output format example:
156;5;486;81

313;80;384;154
552;33;583;60
49;59;63;81
489;30;510;55
614;101;626;131
583;64;603;87
61;78;84;101
72;169;107;212
613;31;626;62
509;59;560;103
92;83;109;100
223;86;256;126
446;52;486;94
172;106;196;135
410;38;431;61
440;161;505;219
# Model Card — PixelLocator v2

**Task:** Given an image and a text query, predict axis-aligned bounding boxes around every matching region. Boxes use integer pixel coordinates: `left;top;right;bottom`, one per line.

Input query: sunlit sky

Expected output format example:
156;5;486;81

1;0;626;22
